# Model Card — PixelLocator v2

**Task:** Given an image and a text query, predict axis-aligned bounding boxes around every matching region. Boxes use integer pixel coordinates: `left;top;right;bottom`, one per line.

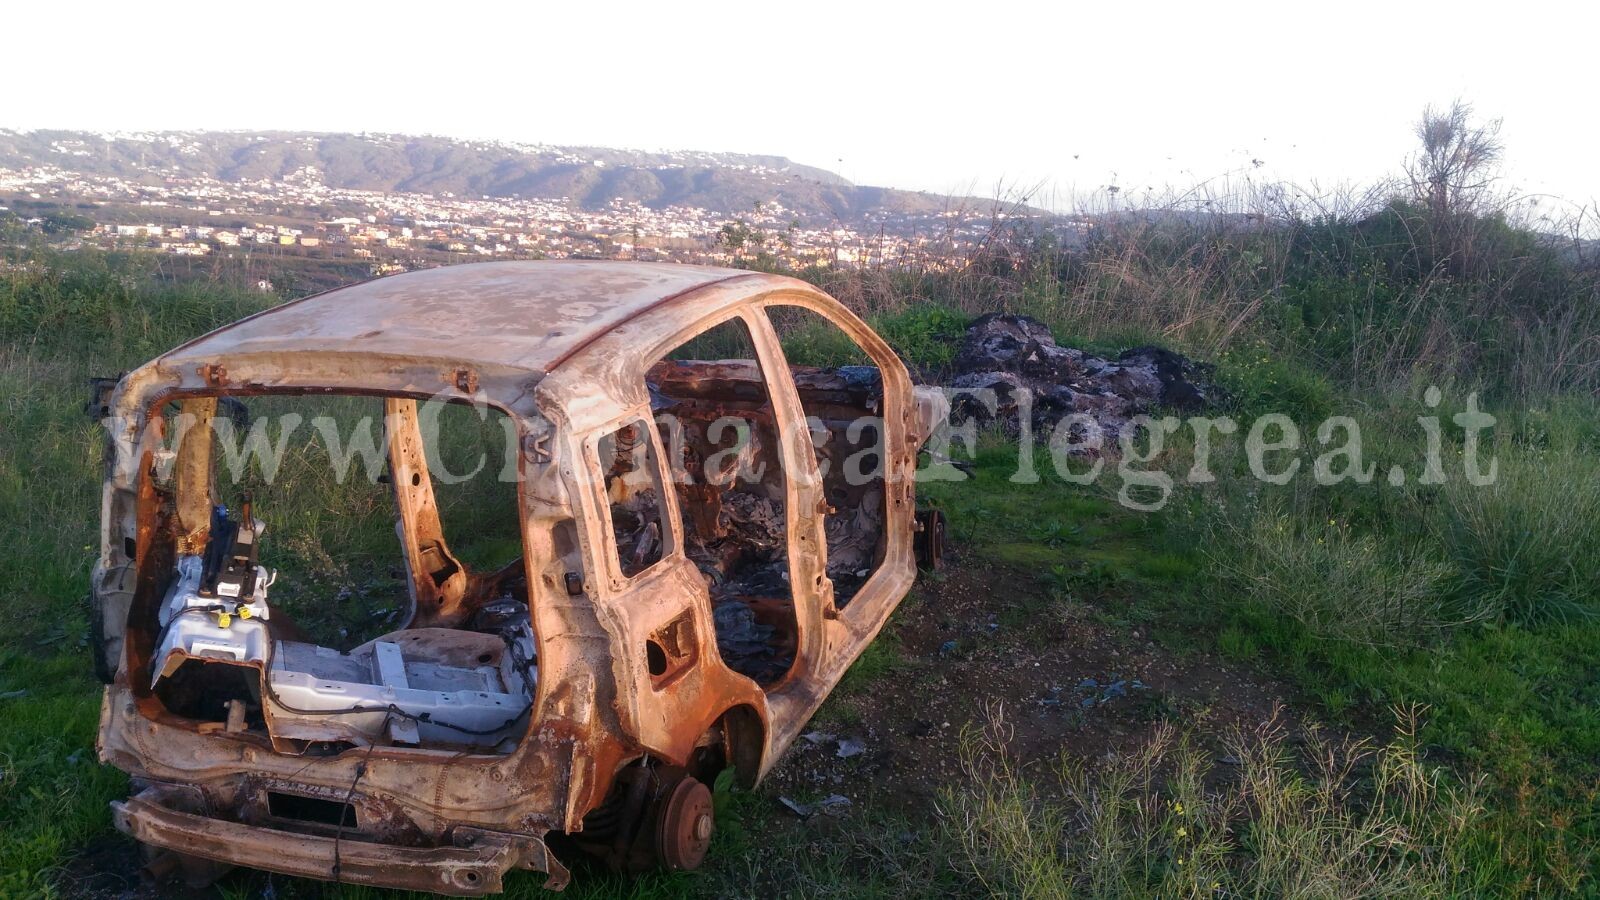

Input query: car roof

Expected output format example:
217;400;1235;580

161;260;765;377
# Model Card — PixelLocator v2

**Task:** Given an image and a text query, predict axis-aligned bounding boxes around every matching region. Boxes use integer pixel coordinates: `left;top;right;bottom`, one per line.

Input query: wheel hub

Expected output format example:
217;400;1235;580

655;775;714;871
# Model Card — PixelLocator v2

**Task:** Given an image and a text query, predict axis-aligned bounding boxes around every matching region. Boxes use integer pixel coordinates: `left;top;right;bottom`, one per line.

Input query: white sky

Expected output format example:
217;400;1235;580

6;0;1597;214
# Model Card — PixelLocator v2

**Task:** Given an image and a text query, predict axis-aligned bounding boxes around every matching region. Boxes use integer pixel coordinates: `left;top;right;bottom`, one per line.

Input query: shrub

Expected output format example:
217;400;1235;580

868;305;968;373
1212;509;1463;646
1433;437;1600;625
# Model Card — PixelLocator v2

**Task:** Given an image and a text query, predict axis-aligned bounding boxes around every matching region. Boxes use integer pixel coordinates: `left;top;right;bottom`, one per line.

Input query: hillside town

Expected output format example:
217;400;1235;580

0;158;1067;275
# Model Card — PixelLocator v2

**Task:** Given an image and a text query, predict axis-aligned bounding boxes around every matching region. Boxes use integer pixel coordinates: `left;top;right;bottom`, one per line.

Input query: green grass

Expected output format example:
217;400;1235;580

0;254;246;896
916;404;1600;893
836;632;910;696
1151;397;1600;892
0;652;130;897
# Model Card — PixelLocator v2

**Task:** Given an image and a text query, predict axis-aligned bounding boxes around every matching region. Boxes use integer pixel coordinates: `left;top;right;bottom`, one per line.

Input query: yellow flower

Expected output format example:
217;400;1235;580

1178;857;1186;865
1176;827;1188;838
1173;802;1184;813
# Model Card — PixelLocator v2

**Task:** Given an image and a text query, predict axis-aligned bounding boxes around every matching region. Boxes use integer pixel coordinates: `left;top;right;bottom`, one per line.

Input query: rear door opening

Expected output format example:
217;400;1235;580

645;317;803;686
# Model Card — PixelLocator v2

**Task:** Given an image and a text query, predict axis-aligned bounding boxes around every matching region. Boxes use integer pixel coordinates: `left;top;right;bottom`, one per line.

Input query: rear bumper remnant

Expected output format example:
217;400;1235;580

111;785;570;895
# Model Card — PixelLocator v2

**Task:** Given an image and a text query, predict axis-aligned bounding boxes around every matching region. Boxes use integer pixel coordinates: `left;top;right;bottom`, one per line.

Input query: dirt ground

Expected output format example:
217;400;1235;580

761;557;1296;820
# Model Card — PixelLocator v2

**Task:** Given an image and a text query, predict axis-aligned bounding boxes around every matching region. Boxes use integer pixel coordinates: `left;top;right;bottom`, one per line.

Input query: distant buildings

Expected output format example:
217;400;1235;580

0;161;1053;271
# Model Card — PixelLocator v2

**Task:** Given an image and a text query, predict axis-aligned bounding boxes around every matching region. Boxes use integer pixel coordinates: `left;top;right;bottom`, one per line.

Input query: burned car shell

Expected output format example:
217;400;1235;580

93;261;944;894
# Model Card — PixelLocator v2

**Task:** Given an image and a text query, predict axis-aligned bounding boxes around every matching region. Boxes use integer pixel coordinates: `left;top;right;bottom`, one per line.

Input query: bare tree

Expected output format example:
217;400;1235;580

1407;101;1504;217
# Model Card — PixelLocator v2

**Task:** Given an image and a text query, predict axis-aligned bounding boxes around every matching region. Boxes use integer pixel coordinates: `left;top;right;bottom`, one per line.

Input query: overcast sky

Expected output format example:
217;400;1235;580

8;0;1596;214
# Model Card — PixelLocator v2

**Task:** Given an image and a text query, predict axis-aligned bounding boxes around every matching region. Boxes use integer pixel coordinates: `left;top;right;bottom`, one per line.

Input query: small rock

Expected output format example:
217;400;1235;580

836;738;866;759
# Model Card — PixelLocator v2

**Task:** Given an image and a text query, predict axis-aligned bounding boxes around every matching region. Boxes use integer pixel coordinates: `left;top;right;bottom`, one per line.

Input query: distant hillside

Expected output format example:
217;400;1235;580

0;129;1007;224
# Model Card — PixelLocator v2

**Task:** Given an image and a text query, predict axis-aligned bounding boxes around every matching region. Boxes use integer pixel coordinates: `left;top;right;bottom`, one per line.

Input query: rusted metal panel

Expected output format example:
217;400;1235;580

112;784;569;895
160;261;752;380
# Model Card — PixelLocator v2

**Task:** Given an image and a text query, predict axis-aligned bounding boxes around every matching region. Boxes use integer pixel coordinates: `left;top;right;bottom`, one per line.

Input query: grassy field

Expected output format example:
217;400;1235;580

1;204;1598;899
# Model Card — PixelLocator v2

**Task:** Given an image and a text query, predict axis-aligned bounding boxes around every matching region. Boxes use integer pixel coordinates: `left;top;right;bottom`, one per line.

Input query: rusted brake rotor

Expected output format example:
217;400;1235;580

654;775;714;871
915;508;947;571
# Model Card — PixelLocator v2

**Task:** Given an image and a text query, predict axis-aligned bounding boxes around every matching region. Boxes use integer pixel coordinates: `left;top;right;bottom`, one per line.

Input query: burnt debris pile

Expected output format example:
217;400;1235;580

947;313;1225;441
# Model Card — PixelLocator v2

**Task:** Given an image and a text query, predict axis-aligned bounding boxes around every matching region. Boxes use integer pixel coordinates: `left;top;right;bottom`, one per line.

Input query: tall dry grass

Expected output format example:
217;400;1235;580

941;703;1486;899
802;178;1600;402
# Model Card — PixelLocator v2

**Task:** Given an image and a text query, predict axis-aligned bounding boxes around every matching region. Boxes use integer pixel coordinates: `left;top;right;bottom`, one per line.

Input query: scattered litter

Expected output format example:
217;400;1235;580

779;794;853;819
0;690;27;701
65;749;84;765
938;640;958;657
835;738;866;759
801;731;867;759
1219;754;1241;766
1052;675;1149;712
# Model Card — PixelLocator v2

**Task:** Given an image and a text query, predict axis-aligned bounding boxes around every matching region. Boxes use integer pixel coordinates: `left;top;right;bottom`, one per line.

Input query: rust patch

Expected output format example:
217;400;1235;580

197;362;228;387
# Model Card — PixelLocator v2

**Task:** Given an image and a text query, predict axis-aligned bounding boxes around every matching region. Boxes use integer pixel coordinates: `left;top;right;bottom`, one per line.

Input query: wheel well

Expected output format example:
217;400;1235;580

715;705;765;788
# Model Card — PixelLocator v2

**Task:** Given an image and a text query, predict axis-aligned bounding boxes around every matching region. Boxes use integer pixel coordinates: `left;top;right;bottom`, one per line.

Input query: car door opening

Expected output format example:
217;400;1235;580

646;318;800;686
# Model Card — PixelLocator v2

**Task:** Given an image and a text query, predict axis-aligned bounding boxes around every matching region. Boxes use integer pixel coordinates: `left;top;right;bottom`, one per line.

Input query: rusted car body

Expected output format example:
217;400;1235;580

91;261;948;894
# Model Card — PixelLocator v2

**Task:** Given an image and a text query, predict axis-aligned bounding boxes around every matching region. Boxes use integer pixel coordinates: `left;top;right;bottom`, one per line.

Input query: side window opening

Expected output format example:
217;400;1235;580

766;305;888;608
600;420;667;578
649;317;797;685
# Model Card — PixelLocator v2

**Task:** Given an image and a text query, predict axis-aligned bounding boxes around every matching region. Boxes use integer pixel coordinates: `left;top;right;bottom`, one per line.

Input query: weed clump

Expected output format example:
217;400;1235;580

943;704;1486;899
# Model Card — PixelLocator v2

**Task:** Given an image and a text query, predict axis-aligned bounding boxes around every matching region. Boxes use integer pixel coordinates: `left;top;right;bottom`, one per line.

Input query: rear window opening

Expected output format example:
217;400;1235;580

134;392;538;754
